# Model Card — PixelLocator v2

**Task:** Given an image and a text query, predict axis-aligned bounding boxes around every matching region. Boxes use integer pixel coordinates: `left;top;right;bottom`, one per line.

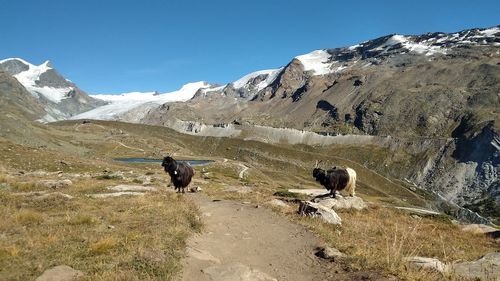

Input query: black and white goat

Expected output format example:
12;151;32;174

161;156;194;193
312;161;357;198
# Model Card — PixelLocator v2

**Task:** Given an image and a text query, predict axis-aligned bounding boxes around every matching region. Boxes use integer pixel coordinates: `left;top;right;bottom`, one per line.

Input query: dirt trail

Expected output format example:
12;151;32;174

180;194;394;281
180;193;327;281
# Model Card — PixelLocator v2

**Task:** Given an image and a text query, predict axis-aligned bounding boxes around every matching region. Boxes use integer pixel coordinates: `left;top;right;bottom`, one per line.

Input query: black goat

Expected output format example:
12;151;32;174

161;156;194;193
312;163;357;198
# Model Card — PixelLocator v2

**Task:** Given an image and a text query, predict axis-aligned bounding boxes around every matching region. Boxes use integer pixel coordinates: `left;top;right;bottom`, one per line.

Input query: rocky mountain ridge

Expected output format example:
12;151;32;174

0;58;105;122
0;26;498;222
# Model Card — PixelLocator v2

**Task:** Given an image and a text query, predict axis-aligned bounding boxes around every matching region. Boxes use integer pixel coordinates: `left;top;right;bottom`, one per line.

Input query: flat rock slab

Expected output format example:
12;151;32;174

35;265;84;281
267;199;290;208
288;189;327;197
87;192;145;198
299;201;342;225
403;256;447;273
451;252;500;280
394;207;441;216
12;191;74;200
312;195;367;210
106;185;157;192
202;263;277;281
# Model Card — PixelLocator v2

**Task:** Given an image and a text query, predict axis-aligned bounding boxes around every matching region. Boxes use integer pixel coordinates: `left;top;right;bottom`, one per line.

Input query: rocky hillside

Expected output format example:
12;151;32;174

137;26;499;222
0;58;105;122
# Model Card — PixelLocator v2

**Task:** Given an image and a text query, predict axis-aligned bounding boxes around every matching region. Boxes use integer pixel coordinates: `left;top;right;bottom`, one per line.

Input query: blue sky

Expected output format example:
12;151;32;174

1;0;498;94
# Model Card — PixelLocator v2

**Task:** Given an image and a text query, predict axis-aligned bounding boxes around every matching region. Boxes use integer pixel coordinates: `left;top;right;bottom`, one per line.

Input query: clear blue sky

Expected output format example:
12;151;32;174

1;0;498;94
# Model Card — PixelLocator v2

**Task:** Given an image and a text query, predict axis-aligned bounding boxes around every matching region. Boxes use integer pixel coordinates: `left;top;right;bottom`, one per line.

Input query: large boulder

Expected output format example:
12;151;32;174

312;195;367;210
451;252;500;280
35;265;84;281
298;201;342;225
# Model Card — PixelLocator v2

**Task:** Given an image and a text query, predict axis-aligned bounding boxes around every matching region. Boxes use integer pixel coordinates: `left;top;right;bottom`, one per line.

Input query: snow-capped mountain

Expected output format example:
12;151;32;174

0;58;105;121
70;81;213;122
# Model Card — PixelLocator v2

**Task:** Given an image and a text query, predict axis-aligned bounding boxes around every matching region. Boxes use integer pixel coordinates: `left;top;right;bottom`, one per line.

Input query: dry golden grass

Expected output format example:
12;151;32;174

294;205;499;281
0;174;202;281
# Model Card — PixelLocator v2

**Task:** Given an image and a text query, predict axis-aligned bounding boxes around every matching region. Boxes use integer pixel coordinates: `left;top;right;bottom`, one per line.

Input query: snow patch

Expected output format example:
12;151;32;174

1;58;73;103
295;50;332;75
232;68;282;90
479;27;499;37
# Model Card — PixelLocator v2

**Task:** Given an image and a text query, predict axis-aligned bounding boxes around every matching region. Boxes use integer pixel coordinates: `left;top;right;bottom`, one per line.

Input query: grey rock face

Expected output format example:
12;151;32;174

451;252;500;280
0;59;29;75
298;201;342;225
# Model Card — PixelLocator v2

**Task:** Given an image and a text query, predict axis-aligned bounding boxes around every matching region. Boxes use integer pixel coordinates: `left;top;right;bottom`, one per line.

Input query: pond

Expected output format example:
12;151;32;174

114;158;213;166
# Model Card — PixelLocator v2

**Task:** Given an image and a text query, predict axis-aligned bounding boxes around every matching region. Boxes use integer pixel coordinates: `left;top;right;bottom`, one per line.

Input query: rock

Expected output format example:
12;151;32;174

190;186;202;193
394;207;441;216
35;265;84;281
106;185;157;192
202;263;277;281
267;199;289;208
288;188;327;197
87;192;145;198
451;252;500;280
39;179;73;189
460;224;498;235
202;172;211;179
12;191;74;200
186;247;221;264
298;201;342;225
403;256;447;273
312;195;367;210
315;246;347;261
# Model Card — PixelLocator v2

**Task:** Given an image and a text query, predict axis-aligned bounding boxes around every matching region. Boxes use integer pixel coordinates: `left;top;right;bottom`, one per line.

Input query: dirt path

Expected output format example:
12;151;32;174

180;194;395;281
181;193;328;281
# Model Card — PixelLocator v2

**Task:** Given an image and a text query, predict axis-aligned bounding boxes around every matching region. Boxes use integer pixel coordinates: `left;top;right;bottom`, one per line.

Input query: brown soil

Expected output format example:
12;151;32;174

180;193;397;281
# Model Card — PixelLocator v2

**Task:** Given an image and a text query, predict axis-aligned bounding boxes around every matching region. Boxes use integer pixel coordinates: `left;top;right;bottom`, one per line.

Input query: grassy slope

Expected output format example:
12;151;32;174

0;120;498;280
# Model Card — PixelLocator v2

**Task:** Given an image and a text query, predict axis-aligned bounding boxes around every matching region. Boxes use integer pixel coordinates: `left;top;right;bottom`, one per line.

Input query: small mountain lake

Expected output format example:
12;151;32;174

114;158;213;166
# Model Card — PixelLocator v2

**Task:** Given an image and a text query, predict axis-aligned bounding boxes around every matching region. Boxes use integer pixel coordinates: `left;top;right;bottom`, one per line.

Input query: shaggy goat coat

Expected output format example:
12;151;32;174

161;156;194;193
313;166;356;197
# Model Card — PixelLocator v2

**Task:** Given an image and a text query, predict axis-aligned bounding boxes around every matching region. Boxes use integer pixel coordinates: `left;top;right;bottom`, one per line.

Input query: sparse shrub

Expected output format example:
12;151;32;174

89;237;118;255
67;214;95;225
16;209;44;225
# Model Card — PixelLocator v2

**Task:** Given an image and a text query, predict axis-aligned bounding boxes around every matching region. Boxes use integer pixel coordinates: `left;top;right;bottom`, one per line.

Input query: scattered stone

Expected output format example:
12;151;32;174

39;179;73;189
190;186;202;193
403;256;447;273
35;265;84;281
87;192;145;198
106;185;157;192
107;225;115;230
202;263;277;281
312;195;367;210
202;172;211;179
186;247;221;264
315;246;347;261
288;188;327;197
298;201;342;225
451;252;500;280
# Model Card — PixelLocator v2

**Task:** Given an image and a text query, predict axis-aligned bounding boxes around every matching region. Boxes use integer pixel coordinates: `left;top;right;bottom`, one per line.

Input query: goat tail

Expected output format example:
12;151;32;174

345;167;357;196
